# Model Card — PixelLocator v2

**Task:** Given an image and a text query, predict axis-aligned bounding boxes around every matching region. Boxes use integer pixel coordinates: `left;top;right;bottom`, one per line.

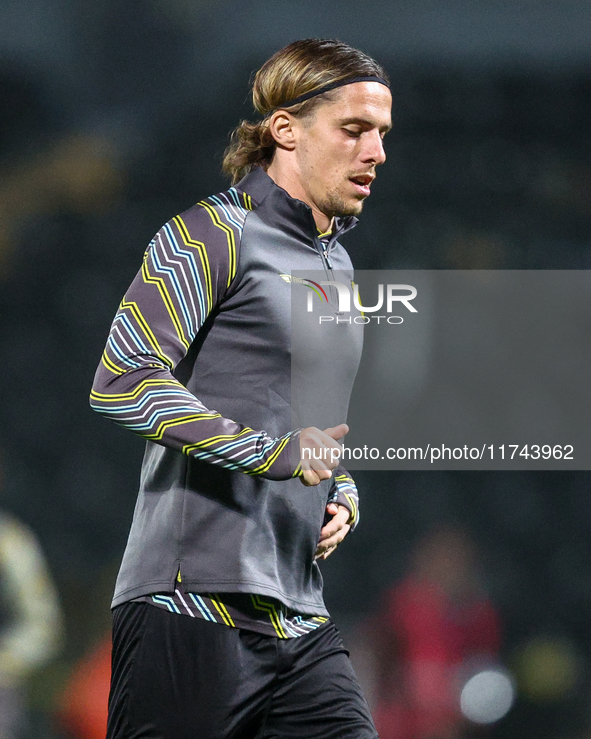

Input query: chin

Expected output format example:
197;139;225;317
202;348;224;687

326;198;365;219
340;200;365;218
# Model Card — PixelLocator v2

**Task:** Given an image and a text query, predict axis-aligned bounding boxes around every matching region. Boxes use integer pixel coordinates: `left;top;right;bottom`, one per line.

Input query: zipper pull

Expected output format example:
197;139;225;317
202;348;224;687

321;241;333;269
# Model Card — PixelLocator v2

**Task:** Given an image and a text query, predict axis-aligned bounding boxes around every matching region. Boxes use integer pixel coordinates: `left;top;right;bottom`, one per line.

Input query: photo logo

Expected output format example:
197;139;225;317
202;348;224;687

283;274;418;324
304;282;418;314
279;274;328;304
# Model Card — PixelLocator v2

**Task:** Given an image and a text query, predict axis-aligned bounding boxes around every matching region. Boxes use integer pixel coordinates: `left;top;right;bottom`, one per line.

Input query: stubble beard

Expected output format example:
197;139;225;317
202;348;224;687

320;187;365;220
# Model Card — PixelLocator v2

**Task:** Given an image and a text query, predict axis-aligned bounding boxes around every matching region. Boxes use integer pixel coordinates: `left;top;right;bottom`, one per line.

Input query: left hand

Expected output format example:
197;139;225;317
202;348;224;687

315;503;351;560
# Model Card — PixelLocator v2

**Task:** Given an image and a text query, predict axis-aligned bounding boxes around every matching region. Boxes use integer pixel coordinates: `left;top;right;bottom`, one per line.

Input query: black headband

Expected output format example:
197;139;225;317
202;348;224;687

265;76;390;117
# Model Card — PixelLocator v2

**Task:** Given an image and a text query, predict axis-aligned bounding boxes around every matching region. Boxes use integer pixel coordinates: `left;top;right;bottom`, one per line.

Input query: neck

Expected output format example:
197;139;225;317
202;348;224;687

265;161;333;232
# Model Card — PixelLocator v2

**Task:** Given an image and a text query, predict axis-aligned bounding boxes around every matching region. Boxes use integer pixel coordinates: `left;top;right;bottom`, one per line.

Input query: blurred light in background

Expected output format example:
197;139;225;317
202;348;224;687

460;667;515;724
513;635;581;702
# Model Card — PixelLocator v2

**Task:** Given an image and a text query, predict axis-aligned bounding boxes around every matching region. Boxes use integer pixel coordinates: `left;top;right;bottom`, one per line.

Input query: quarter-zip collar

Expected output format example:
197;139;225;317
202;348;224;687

236;166;359;250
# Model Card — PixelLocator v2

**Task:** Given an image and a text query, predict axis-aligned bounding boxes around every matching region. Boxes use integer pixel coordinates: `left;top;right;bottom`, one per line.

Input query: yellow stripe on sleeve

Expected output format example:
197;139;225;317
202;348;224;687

173;216;214;313
119;298;174;368
197;201;237;288
101;351;125;375
141;259;190;350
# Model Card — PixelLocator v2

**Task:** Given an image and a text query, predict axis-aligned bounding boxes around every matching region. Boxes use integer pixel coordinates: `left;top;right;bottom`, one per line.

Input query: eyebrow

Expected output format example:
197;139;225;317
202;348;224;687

338;116;392;134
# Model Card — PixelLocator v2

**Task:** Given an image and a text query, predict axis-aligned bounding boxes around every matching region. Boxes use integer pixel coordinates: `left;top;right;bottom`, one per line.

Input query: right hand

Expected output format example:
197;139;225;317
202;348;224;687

299;423;349;486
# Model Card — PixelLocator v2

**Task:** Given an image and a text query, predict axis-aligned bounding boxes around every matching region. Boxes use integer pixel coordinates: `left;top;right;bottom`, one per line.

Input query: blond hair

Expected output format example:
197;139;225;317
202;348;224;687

222;39;389;184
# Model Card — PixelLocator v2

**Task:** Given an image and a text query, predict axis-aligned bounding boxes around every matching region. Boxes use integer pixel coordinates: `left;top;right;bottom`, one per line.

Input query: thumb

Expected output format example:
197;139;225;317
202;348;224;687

323;423;349;441
326;502;339;516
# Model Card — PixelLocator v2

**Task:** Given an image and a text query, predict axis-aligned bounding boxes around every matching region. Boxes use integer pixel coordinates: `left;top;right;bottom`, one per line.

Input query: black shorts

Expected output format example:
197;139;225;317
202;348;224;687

107;601;378;739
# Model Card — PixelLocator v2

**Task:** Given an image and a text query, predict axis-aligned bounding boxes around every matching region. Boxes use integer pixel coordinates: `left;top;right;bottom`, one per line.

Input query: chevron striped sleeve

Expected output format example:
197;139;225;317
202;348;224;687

328;465;360;530
90;188;301;481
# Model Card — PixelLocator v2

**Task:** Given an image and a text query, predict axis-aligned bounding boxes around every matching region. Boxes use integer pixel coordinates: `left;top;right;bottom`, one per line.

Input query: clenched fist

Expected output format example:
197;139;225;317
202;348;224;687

299;423;349;486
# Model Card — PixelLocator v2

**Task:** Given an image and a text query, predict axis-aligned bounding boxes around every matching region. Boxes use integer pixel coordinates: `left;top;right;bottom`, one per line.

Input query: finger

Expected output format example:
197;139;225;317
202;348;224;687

301;456;331;472
325;502;339;516
318;525;350;549
320;508;350;539
319;508;350;539
309;459;333;473
299;433;343;471
318;519;346;541
315;544;337;561
301;468;333;486
323;423;349;441
318;527;350;556
301;469;321;486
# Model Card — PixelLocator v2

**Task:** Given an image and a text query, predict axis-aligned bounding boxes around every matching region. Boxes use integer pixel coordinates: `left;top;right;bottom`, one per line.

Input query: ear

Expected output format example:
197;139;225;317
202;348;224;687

267;111;297;151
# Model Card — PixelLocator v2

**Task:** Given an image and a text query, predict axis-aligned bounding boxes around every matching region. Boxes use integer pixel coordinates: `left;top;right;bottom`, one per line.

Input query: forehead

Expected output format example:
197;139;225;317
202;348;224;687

318;81;392;127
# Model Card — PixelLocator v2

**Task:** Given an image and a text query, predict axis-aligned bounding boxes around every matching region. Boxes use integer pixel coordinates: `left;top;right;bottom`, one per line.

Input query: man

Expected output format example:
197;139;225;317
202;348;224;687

0;506;62;739
91;38;392;738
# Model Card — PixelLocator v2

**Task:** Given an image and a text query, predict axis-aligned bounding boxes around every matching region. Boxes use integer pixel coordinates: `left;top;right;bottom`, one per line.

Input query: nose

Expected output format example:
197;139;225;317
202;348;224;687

362;130;386;166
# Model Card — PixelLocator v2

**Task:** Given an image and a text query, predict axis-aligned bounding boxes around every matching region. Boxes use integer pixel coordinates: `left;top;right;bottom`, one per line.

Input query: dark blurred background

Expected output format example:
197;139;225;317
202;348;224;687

1;1;591;737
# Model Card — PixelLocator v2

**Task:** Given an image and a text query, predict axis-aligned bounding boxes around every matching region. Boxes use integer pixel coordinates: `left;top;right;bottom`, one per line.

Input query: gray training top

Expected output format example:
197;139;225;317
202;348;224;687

91;166;363;615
